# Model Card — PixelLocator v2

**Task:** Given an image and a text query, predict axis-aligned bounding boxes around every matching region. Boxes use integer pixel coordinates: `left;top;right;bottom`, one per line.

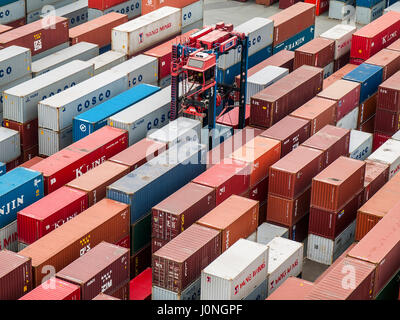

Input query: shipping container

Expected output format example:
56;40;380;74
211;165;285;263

244;176;269;204
363;49;400;82
272;25;315;54
130;267;152;300
73;83;159;141
349;130;373;160
130;213;151;255
216;105;251;129
112;6;181;57
31;42;70;63
27;0;77;23
89;0;127;10
267;277;314;300
4;60;95;124
367;138;400;178
294;37;335;70
70;12;128;49
0;46;31;88
377;70;400;112
0;74;33;118
0;1;24;27
358;93;377;125
0;127;20;163
0;250;32;300
256;222;289;245
18;198;129;287
130;244;151;279
87;50;127;75
374;108;400;136
17;186;88;246
152;277;201;300
18;156;44;169
387;37;400;52
3;119;37;149
356;1;385;25
363;160;389;203
320;24;356;60
88;0;142;21
152;223;221;294
323;63;358;89
372;132;391;152
38;126;73;156
19;278;81;300
201;239;268;300
31;126;128;194
336;106;359;130
0;220;17;251
42;0;89;28
107;142;206;223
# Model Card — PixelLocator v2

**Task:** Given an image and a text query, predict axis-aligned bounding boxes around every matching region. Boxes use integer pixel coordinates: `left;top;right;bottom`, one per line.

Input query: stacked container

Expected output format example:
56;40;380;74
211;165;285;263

0;0;25;27
88;0;142;21
42;0;89;28
86;51;127;75
355;0;385;25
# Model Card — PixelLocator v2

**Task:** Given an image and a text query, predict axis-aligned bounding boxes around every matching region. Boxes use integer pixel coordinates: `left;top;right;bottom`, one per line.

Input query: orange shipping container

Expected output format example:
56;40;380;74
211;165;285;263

18;199;130;287
196;195;259;252
230;136;281;187
266;277;314;300
141;0;199;15
66;161;130;206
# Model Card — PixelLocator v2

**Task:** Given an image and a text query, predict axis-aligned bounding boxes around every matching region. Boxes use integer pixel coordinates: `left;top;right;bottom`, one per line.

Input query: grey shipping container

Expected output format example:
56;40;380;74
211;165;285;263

4;60;95;124
110;54;158;88
38;126;73;156
108;86;172;146
26;0;72;14
329;0;356;21
246;66;289;104
0;127;20;163
87;51;127;75
152;277;201;300
0;74;32;115
32;42;98;77
256;222;289;245
356;1;385;25
0;46;31;87
41;0;89;28
27;0;77;23
38;69;128;131
32;43;70;62
0;0;25;25
182;19;204;35
88;0;141;21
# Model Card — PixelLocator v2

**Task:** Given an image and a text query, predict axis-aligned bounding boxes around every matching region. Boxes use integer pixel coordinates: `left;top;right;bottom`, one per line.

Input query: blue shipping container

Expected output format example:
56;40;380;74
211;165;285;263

0;1;19;6
342;63;383;103
100;44;112;55
107;142;206;224
356;0;382;7
73;84;160;141
273;25;315;54
0;167;44;229
0;162;5;176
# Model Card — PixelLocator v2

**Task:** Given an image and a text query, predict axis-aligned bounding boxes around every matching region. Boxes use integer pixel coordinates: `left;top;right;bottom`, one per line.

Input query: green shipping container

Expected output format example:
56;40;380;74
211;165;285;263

130;213;151;255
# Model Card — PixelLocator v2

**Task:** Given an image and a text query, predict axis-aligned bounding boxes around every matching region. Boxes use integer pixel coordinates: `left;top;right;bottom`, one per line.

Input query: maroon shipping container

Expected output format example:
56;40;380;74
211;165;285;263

311;156;366;212
260;115;311;157
0;17;69;57
0;250;32;300
269;2;316;46
372;131;392;151
3;119;38;148
250;65;323;128
309;189;363;239
130;244;151;279
88;0;127;10
363;160;389;203
17;186;89;246
359;115;375;134
108;280;129;300
19;278;81;300
267;186;311;226
279;0;302;10
152;223;222;293
294;38;335;69
18;156;44;169
364;49;400;81
30;126;128;194
348;201;400;298
269;145;324;199
6;17;25;29
333;52;350;72
374;108;400;136
192;159;251;206
108;138;166;172
377;70;400;112
20;144;39;163
151;237;169;254
56;242;129;300
243;176;269;204
152;182;216;240
350;11;400;62
302;125;350;168
317;80;361;121
306;257;375;300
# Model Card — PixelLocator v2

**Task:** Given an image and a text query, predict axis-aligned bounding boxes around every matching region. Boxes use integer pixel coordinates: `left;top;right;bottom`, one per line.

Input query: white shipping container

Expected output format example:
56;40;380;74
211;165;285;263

0;220;18;252
112;6;182;57
152;277;201;300
266;237;303;296
147;117;201;149
0;74;32;115
319;24;356;59
88;0;141;21
181;0;203;28
182;19;203;35
257;223;289;245
4;60;95;124
38;69;128;131
0;46;31;88
32;42;70;62
87;51;126;75
40;0;89;28
336;106;358;130
323;62;334;79
201;239;269;300
27;0;76;23
356;1;385;25
349;130;372;160
38;126;73;156
246;66;289;104
307;220;356;265
384;1;400;13
329;1;356;21
0;0;25;25
32;42;98;77
26;0;70;13
108;86;172;145
111;54;158;87
218;17;274;70
0;127;20;163
367;138;400;179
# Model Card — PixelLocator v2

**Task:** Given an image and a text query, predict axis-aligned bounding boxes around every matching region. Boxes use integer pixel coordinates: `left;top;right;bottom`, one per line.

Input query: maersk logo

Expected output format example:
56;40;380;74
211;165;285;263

0;195;24;216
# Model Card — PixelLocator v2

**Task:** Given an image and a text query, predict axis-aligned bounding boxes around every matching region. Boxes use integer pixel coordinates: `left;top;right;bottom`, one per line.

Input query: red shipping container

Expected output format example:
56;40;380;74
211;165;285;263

192;159;251;205
323;63;357;89
304;0;329;16
260;115;311;157
3;119;38;148
376;70;400;112
348;201;400;298
152;182;216;240
216;105;251;129
317;79;361;121
374;108;400;136
89;0;127;10
18;156;44;169
311;156;366;212
309;189;363;239
17;186;89;245
19;278;81;300
302;125;350;169
269;145;324;199
363;160;389;203
69;12;128;49
372;131;391;151
144;29;199;80
141;0;198;15
350;11;400;62
279;0;301;10
364;49;400;81
130;244;151;279
294;38;335;69
30;126;128;194
0;17;69;57
130;268;152;300
244;176;269;203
